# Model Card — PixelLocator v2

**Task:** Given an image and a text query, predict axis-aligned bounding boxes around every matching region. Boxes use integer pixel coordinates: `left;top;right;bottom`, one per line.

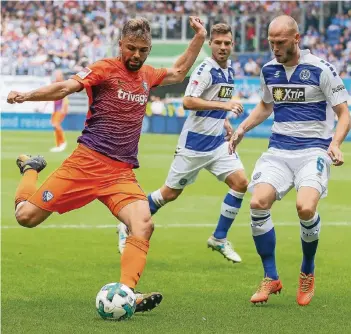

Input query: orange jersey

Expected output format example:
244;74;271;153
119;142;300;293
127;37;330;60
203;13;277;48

71;58;167;167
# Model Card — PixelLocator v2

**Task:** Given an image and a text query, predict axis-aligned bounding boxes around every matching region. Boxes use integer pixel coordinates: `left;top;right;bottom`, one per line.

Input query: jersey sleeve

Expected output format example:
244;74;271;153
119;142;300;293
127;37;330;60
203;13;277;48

71;60;110;89
260;70;273;103
184;67;212;98
146;67;168;88
320;68;349;107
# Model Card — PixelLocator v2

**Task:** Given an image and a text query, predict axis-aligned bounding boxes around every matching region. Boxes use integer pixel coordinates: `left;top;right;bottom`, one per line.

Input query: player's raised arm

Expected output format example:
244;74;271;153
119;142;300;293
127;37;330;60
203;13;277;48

228;71;274;154
7;79;82;104
183;96;243;115
159;16;207;86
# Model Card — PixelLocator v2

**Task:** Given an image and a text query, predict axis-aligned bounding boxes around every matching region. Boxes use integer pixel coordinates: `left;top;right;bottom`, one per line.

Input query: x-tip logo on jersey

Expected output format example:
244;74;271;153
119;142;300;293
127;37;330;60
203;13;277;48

272;87;305;102
274;71;280;78
218;86;234;99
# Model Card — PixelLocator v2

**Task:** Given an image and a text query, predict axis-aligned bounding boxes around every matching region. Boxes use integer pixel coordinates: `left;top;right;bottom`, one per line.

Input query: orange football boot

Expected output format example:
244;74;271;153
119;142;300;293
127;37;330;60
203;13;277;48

251;277;283;304
297;272;315;306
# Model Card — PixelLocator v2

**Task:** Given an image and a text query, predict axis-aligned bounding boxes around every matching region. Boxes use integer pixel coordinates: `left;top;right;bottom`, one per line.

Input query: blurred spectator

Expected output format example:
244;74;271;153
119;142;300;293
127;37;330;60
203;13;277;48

150;96;165;115
244;58;260;76
1;1;350;77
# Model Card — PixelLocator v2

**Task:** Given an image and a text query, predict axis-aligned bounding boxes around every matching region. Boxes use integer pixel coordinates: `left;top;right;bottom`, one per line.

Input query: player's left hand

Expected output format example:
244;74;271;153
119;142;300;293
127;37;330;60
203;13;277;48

327;143;344;166
224;119;233;141
189;16;207;37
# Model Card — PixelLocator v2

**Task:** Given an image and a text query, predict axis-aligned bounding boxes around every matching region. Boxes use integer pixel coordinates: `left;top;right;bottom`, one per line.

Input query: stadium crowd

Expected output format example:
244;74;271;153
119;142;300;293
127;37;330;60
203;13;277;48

1;1;351;77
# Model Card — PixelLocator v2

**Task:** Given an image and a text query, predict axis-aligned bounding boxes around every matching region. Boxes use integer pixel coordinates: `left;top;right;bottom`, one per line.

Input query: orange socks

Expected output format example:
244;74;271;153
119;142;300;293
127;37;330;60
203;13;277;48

54;127;65;146
120;236;150;289
15;170;38;208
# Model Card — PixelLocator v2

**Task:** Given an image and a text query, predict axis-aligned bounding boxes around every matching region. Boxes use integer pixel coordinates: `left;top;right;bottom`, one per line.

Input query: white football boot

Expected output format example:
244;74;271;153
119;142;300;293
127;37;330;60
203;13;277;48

207;236;242;263
50;142;67;152
117;223;129;254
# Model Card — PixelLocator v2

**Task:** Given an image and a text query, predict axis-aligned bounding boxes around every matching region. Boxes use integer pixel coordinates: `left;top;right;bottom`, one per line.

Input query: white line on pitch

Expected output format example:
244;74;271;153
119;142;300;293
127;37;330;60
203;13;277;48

1;222;351;229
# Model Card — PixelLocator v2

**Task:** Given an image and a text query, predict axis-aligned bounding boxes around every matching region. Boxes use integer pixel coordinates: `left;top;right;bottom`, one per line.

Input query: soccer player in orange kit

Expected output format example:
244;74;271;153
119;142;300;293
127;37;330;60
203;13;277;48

7;17;207;314
50;70;68;152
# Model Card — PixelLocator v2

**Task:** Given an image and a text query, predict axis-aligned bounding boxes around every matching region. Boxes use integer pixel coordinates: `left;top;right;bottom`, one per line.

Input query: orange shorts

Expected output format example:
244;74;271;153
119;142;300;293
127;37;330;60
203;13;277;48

28;144;147;215
51;111;66;125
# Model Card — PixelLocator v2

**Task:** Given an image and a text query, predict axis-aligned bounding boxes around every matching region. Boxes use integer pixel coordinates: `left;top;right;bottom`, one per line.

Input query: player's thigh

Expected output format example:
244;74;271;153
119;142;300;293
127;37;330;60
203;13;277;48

296;186;321;220
28;148;100;214
98;181;148;220
165;154;207;189
294;152;332;199
249;151;294;201
206;142;246;187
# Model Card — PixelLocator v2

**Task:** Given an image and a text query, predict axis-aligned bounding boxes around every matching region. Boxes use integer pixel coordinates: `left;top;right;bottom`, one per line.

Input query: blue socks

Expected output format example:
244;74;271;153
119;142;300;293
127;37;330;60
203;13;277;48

213;190;244;239
300;213;320;275
251;209;278;280
147;190;166;215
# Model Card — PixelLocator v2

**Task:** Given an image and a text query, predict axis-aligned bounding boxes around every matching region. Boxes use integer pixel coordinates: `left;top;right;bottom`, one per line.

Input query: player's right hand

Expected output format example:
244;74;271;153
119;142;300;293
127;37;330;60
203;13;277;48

223;100;244;116
327;142;344;166
7;91;28;104
189;16;207;38
229;127;245;154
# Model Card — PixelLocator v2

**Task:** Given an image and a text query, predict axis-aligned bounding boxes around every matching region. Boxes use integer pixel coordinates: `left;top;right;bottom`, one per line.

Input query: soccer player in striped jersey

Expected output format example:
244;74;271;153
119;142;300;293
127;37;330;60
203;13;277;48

118;23;249;263
229;15;351;306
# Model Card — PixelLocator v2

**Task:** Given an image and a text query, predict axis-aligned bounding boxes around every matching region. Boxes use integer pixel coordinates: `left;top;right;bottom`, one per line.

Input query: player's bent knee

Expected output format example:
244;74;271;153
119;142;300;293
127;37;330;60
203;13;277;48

296;203;316;221
250;197;272;210
15;209;40;228
234;177;249;193
131;217;154;239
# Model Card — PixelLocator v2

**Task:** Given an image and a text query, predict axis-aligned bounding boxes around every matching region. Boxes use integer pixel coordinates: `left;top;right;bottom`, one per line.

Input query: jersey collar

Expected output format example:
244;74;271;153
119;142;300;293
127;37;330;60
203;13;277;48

206;57;231;69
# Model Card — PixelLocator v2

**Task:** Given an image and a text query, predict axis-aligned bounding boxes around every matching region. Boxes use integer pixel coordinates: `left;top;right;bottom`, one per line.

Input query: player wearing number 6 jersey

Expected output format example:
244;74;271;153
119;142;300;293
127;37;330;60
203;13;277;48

229;15;351;306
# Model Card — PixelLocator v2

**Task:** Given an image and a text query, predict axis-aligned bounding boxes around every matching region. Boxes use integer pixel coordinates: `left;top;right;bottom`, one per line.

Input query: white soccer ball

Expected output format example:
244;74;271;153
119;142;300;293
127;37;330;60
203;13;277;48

96;282;136;321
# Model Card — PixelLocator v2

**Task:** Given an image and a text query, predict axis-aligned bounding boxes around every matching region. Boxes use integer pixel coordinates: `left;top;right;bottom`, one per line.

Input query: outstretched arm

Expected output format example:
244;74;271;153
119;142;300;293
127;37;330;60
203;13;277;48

7;79;82;104
160;16;207;86
183;96;243;115
327;102;351;166
229;100;273;154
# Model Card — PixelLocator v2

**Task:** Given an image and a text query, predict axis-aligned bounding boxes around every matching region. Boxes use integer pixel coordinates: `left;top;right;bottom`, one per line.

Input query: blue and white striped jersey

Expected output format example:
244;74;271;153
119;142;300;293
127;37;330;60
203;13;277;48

261;49;349;151
178;57;235;154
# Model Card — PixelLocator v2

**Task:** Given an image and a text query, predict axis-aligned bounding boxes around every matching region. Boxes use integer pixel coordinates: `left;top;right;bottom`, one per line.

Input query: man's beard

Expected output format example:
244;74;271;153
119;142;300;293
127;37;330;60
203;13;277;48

277;45;295;64
125;59;144;71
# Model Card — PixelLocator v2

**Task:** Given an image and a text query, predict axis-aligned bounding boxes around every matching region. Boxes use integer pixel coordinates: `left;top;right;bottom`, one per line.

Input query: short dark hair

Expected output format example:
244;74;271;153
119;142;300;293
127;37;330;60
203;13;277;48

121;17;151;42
210;23;232;40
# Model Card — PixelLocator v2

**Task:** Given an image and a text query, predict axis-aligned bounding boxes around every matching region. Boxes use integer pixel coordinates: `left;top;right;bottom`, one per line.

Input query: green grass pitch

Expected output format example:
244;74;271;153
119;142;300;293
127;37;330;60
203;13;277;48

2;131;351;333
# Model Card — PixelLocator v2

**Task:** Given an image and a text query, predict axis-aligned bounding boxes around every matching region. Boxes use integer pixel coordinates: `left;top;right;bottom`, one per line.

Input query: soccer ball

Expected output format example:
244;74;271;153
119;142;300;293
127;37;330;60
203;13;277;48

96;283;136;321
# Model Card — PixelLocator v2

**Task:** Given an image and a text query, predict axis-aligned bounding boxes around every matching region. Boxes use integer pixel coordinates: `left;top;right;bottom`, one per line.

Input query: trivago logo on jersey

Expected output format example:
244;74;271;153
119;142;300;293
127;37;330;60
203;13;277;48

117;89;148;105
218;86;234;99
272;87;306;102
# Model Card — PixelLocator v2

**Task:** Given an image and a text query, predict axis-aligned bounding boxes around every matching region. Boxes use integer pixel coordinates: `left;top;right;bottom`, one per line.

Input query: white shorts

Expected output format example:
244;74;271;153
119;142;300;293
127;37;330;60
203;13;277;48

165;142;245;189
248;148;332;200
